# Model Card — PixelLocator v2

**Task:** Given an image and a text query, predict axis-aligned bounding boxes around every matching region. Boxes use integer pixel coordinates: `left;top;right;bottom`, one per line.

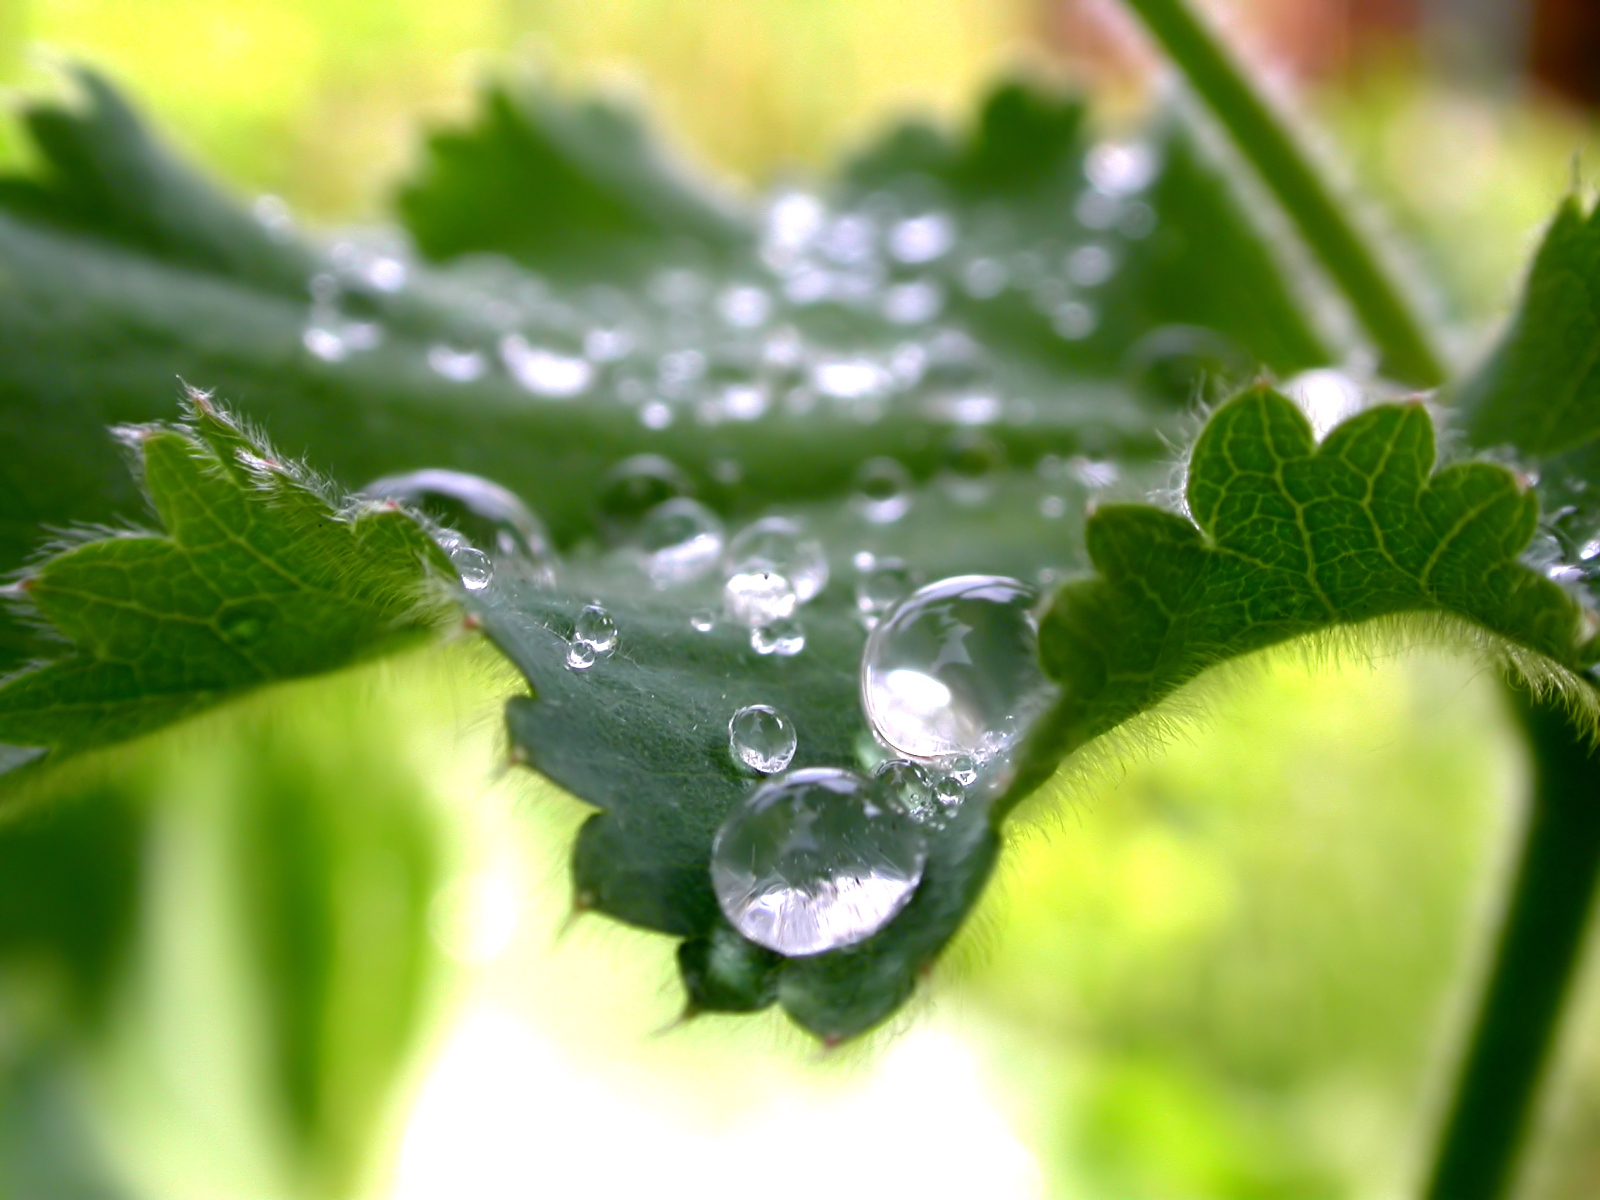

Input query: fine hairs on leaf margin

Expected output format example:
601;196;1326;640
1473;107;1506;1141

1009;609;1600;836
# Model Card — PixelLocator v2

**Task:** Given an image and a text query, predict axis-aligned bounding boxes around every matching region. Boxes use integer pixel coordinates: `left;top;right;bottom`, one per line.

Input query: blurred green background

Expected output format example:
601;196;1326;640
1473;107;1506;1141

4;1;1600;1197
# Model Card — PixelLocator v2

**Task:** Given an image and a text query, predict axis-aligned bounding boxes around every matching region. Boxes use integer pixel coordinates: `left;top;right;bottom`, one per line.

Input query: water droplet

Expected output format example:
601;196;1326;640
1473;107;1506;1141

961;256;1009;299
427;344;488;383
751;618;805;657
640;402;673;430
852;457;914;524
573;603;618;655
583;327;633;362
763;193;826;267
690;609;717;633
1039;494;1067;519
813;357;891;401
855;557;917;622
597;456;694;539
819;213;877;266
940;431;1006;505
1582;538;1600;562
862;575;1055;762
718;285;773;329
1285;369;1365;439
449;544;493;591
726;517;829;604
933;772;966;809
566;640;597;671
500;335;594;398
1070;457;1120;489
872;759;938;825
1052;301;1097;341
1065;244;1117;287
945;755;978;786
635;498;725;586
1085;142;1157;195
364;468;552;563
303;325;348;362
728;704;798;774
725;571;798;627
883;279;944;325
888;213;956;264
720;383;770;421
710;767;927;956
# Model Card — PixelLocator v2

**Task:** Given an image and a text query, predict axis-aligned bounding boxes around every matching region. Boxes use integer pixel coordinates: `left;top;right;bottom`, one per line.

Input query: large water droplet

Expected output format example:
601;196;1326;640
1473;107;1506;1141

862;575;1054;762
725;570;798;627
852;457;914;524
710;768;927;956
363;468;552;563
751;618;805;657
635;498;725;586
729;704;798;774
725;517;829;604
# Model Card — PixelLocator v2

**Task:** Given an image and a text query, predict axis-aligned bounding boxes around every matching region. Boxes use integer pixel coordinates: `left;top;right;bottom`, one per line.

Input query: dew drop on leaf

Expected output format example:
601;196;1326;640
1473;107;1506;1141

851;457;914;524
499;335;594;398
710;767;927;956
872;758;937;825
855;557;917;623
597;455;694;539
565;640;597;671
725;570;797;627
448;544;493;591
426;344;488;383
1285;368;1365;439
888;212;956;264
690;609;717;633
633;499;725;586
861;575;1054;762
728;704;798;774
751;617;805;657
572;603;618;656
363;468;552;564
725;517;829;603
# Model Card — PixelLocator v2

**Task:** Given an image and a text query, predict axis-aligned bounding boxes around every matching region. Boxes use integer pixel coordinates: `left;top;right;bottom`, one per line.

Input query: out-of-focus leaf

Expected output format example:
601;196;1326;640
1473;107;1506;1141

1457;194;1600;458
0;397;451;766
397;82;750;276
233;707;437;1199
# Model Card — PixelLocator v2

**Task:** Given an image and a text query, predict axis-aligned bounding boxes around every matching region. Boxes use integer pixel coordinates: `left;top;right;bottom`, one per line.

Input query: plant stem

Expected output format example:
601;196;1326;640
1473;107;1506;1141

1423;682;1600;1200
1119;0;1447;387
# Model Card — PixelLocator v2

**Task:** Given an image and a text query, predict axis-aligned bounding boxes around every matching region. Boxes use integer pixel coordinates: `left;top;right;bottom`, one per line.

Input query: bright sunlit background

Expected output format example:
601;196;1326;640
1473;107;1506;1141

5;1;1600;1197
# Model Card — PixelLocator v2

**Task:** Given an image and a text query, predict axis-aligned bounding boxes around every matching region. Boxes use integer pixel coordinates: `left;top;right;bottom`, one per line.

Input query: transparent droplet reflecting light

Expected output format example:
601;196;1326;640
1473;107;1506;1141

725;517;829;603
710;768;927;956
728;704;797;774
862;575;1054;762
635;499;724;586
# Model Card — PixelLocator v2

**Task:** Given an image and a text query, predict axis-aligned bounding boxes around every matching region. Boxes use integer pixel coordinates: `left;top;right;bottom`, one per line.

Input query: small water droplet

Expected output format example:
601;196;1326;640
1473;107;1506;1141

726;517;829;604
751;618;805;656
945;755;978;786
813;357;891;401
872;759;938;825
690;609;717;633
888;212;956;263
1052;301;1097;341
450;544;493;591
710;767;927;956
565;639;597;671
728;704;798;774
852;457;914;524
583;327;633;362
500;335;594;398
635;498;725;586
883;279;944;325
819;213;877;266
304;325;348;362
940;431;1005;505
1065;244;1117;288
862;575;1055;761
718;285;773;329
640;402;674;430
933;772;966;809
1085;142;1157;195
1039;494;1067;519
961;256;1009;299
855;557;917;623
427;344;488;383
725;571;797;626
573;603;618;655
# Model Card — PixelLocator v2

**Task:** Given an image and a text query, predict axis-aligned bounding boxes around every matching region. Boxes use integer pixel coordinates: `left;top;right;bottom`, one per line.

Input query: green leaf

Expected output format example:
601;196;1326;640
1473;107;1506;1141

0;396;450;765
1457;194;1600;458
397;81;750;277
1011;386;1590;801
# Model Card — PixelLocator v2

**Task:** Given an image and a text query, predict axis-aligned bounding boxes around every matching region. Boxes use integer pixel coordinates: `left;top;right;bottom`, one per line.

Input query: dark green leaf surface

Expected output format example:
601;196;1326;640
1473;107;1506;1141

1458;194;1600;458
0;397;450;764
1012;387;1589;802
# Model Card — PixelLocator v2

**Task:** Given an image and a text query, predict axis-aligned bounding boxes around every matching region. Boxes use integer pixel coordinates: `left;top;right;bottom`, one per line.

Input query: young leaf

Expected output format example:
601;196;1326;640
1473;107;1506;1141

1009;386;1592;801
0;396;450;766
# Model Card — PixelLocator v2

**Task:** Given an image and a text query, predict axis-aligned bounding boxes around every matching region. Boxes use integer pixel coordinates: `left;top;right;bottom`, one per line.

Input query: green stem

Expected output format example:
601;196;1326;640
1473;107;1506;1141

1120;0;1447;387
1423;682;1600;1200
